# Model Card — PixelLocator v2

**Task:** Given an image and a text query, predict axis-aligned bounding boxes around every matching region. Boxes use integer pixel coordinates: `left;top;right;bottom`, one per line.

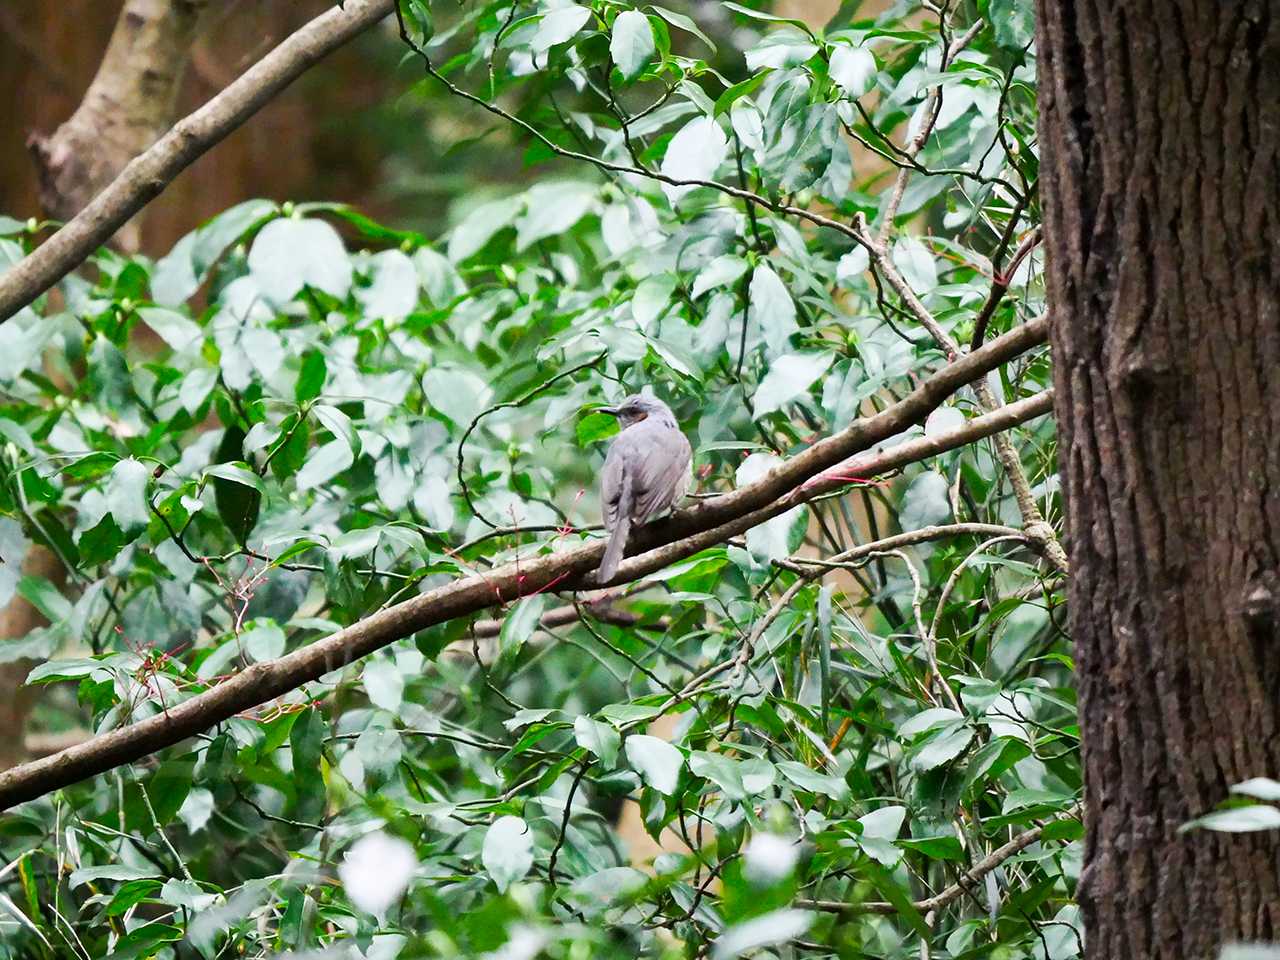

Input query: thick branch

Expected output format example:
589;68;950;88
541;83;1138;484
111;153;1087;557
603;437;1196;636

27;0;216;251
0;316;1048;810
0;0;394;323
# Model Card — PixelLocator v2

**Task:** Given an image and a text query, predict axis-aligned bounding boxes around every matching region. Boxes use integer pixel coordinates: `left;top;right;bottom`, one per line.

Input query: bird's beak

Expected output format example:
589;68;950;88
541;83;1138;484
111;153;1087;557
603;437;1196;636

598;405;620;416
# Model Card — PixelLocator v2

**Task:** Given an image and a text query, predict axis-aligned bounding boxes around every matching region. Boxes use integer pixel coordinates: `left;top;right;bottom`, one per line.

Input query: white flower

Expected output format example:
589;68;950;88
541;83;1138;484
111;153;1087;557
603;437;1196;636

338;831;417;916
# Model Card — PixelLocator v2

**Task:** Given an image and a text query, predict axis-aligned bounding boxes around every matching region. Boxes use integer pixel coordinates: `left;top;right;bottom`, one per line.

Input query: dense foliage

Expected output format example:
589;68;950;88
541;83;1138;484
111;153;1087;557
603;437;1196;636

0;1;1099;957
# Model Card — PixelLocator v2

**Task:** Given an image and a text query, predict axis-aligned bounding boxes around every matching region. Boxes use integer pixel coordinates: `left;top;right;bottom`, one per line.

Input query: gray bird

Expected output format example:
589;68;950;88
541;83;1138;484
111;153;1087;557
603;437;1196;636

597;394;692;582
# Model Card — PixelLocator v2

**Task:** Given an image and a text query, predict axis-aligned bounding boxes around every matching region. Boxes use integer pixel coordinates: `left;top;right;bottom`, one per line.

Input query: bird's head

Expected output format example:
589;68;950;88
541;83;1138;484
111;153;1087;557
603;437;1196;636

600;394;677;429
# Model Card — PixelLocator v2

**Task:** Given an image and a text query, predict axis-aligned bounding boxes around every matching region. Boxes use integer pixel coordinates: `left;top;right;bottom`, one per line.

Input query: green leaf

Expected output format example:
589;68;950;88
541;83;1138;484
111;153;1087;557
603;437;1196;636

577;411;618;446
504;708;557;732
105;920;183;956
649;5;715;52
908;721;974;772
989;0;1035;48
836;247;869;285
899;471;952;531
17;575;72;622
1183;804;1280;834
401;0;433;44
291;708;326;822
106;458;151;536
1233;778;1280;802
358;249;419;320
248;217;353;304
775;760;848;800
312;404;359;453
423;367;492;428
631;274;675;329
858;805;906;840
296;351;327;403
204;462;267;497
600;703;663;726
496;595;548;676
515;181;597;250
106;879;163;917
611;10;655;80
69;865;159;889
482;816;534;892
124;760;194;833
897;835;965;860
690;750;746;800
151;200;278;305
752;352;833;418
26;657;113;685
448;196;522;262
748;264;797;357
713;909;814;960
136;307;202;352
862;861;932;938
899;707;963;738
574;715;621;769
737;453;805;563
829;44;876;97
212;430;262;546
691;255;748;299
296;440;355;492
363;658;405;713
661;116;728;206
891;236;937;292
331;526;380;560
529;4;590;53
241;621;285;662
714;73;768;115
624;735;684;795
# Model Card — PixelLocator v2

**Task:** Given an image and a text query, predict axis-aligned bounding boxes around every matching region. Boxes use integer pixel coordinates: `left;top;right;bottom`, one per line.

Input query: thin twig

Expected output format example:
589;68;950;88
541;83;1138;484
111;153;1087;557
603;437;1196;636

800;802;1082;915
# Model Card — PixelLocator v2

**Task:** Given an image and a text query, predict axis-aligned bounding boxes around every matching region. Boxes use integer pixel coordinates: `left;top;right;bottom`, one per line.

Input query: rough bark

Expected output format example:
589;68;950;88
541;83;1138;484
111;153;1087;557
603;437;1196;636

27;0;215;250
1037;2;1280;955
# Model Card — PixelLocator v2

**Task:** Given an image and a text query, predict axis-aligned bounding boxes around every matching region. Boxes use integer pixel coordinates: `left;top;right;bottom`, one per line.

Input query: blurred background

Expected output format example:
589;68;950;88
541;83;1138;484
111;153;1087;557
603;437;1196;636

0;0;846;255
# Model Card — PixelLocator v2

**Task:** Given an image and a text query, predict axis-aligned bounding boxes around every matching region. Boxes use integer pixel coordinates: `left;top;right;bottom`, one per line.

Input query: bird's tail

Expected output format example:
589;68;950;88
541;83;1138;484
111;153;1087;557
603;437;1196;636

598;470;633;582
598;514;631;582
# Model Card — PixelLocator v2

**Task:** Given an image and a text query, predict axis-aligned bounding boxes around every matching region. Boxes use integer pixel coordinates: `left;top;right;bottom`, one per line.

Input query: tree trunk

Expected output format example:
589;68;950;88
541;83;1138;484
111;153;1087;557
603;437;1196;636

27;0;215;251
1037;3;1280;956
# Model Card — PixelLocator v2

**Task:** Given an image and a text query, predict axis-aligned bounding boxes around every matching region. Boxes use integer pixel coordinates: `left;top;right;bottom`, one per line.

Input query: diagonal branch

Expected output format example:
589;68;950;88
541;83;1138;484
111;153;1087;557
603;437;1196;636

0;0;395;323
0;316;1049;810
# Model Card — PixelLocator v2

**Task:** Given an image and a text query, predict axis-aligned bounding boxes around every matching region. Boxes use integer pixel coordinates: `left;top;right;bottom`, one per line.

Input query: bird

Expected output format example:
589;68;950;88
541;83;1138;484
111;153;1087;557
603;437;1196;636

596;394;692;582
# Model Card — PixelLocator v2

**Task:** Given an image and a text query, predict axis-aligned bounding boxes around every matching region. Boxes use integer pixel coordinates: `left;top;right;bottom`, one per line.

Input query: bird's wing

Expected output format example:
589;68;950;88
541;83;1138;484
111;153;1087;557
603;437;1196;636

601;440;629;532
629;425;693;521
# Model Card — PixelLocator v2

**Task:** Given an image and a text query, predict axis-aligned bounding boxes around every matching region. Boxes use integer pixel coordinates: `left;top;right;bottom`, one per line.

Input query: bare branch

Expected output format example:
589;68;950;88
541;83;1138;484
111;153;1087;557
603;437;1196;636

0;0;394;323
0;316;1049;810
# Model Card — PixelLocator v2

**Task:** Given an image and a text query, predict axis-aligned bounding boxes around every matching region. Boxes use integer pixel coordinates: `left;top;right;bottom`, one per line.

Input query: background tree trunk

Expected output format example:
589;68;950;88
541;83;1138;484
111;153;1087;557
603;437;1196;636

0;0;388;254
1037;3;1280;955
27;0;215;251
